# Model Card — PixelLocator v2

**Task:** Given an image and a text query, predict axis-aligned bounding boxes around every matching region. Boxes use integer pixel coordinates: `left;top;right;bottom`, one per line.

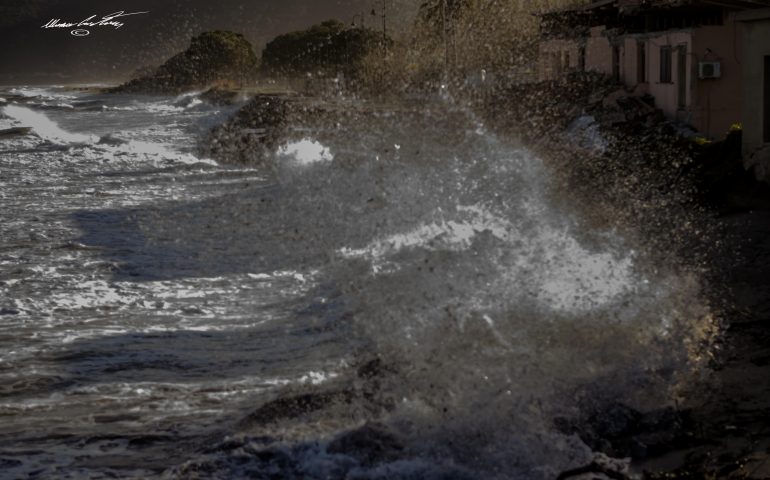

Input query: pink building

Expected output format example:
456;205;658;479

538;0;770;158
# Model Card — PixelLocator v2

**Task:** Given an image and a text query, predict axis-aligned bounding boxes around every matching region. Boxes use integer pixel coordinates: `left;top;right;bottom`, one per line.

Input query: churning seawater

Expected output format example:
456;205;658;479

0;86;714;479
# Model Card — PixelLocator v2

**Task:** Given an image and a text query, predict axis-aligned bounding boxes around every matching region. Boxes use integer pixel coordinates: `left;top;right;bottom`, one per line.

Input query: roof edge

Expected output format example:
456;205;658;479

736;7;770;21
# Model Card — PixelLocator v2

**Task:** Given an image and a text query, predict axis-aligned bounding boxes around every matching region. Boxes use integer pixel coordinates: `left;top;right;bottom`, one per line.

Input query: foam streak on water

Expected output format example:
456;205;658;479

0;87;713;479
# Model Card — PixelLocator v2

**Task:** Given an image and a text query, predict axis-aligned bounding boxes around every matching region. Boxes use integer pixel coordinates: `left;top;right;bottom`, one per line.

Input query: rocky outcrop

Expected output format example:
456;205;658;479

480;72;770;214
199;87;240;106
200;94;339;163
200;94;297;163
476;72;770;480
110;31;258;94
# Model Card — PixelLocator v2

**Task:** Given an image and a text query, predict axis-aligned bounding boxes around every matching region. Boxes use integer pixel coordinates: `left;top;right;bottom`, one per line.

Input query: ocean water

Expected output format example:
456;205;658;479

0;86;714;479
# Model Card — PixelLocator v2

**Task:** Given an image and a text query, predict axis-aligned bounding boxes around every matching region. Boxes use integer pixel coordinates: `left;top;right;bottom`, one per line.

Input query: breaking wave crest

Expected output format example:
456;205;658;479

170;106;715;478
0;91;716;478
1;104;216;165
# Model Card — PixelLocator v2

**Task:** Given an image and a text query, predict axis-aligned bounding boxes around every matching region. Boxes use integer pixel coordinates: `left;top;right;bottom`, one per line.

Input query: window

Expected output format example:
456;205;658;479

660;46;672;83
764;56;770;143
578;46;586;72
551;52;561;79
637;41;646;83
612;45;620;83
677;45;687;109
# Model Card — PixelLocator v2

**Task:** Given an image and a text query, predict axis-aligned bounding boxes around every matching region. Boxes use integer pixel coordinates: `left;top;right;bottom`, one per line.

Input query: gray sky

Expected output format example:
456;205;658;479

0;0;419;84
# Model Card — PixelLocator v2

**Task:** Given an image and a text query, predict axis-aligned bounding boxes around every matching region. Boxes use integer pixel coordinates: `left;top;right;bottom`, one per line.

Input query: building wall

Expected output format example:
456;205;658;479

537;15;745;142
738;10;770;179
585;26;613;76
644;31;693;123
622;37;640;89
692;17;743;140
536;27;615;81
538;38;581;81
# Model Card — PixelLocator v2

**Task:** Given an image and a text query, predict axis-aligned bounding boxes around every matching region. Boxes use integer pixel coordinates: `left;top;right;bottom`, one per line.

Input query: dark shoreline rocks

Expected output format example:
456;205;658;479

199;94;363;164
472;75;770;479
191;79;770;476
199;87;241;106
199;94;303;163
0;127;33;138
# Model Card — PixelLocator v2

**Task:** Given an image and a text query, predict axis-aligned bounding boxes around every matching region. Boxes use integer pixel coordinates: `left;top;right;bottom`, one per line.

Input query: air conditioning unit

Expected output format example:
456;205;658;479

698;61;721;79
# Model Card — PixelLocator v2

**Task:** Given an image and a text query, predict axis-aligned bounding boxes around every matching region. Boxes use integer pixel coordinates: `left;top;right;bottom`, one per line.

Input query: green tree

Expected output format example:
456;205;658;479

261;20;384;77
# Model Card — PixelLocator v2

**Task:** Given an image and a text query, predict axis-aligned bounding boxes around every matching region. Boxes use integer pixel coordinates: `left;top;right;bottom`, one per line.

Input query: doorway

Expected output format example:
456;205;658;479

677;45;687;109
762;55;770;143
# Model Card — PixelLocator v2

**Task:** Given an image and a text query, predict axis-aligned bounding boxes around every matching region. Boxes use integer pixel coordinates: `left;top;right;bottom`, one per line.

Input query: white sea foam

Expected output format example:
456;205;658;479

8;87;75;101
337;201;635;312
1;105;216;166
2;105;96;144
278;138;334;164
119;139;217;165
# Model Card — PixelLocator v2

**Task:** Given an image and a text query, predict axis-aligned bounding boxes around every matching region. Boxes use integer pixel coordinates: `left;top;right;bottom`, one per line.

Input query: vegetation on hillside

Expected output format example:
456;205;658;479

261;20;385;78
355;0;588;93
113;31;259;93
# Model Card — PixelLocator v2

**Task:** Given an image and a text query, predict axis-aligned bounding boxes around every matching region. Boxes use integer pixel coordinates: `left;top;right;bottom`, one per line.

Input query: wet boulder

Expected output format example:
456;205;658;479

0;127;32;138
200;94;332;163
242;390;355;426
200;87;241;106
327;423;404;465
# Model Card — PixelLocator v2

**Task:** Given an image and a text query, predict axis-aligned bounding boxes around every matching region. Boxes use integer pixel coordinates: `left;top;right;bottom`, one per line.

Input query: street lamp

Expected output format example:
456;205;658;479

371;0;390;54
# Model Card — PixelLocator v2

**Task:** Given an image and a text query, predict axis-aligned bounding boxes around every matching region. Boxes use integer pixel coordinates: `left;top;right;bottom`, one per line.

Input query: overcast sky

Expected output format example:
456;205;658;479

0;0;419;84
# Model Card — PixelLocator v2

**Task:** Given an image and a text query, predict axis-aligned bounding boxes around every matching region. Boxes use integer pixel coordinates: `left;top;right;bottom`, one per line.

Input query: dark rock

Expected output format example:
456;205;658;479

557;401;693;460
242;390;354;426
326;423;403;465
204;436;275;454
557;460;631;480
691;129;770;211
0;127;32;137
201;94;332;163
588;402;644;440
200;87;241;106
93;414;142;424
97;135;127;146
0;308;20;315
0;458;22;469
109;31;258;94
126;434;174;448
356;357;393;380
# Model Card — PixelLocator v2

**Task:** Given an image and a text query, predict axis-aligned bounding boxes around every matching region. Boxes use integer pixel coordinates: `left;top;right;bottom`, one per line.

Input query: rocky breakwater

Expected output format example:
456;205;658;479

199;94;370;164
201;94;307;163
109;31;259;94
476;73;770;479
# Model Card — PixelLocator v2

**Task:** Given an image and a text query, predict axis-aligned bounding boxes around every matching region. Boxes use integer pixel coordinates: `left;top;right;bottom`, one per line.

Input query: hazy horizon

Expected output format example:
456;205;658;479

0;0;419;85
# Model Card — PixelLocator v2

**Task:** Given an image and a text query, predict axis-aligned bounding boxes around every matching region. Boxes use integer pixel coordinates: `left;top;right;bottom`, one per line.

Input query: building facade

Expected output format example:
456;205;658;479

538;0;767;154
737;8;770;177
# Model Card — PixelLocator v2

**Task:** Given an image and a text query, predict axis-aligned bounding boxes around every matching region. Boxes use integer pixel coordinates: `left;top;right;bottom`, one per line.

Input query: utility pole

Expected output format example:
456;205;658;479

441;0;449;80
371;1;388;55
381;0;388;54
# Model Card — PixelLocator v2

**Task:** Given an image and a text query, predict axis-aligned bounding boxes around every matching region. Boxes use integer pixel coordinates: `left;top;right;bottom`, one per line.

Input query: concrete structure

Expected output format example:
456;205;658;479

538;0;767;149
737;8;770;178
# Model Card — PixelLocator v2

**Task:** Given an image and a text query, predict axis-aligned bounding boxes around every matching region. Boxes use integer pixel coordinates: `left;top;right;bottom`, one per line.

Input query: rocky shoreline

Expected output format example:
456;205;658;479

206;81;770;479
471;75;770;479
102;70;770;477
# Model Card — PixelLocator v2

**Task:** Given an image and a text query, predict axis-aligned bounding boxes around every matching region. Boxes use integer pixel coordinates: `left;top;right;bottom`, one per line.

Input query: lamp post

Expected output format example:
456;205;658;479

371;0;389;54
441;0;449;79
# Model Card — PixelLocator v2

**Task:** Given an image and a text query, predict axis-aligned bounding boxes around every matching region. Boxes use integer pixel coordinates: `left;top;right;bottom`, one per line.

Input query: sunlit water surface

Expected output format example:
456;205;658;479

0;86;712;479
